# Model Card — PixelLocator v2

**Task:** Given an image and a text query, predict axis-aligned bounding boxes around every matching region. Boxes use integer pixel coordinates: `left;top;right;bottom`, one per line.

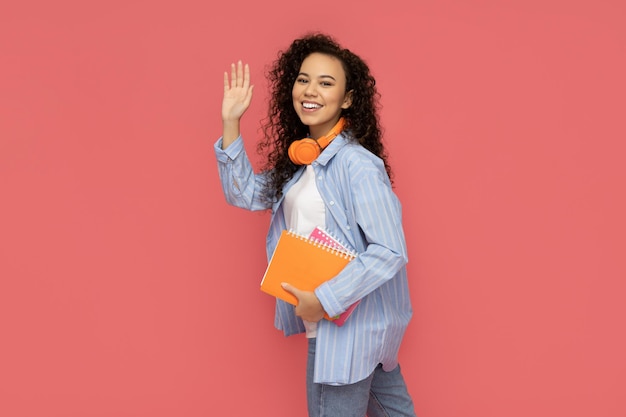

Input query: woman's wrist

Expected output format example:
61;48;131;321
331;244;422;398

221;119;241;149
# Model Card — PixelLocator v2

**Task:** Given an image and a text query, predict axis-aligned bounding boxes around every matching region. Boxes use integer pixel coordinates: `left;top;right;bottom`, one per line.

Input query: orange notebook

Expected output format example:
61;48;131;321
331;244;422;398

260;229;356;321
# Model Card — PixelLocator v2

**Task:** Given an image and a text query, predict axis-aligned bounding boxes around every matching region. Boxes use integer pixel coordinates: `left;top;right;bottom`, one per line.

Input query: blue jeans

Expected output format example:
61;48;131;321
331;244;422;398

307;338;417;417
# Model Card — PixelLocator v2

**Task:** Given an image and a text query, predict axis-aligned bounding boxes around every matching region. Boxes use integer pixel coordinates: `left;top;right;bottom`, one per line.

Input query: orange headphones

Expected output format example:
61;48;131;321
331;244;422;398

288;118;346;165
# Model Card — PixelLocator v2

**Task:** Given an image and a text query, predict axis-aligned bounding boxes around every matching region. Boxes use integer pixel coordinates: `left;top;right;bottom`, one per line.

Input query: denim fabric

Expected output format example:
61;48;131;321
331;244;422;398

307;338;417;417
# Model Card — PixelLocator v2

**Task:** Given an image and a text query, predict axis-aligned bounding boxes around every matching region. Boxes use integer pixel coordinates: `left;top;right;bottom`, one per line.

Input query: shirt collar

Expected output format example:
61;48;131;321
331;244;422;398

313;132;350;166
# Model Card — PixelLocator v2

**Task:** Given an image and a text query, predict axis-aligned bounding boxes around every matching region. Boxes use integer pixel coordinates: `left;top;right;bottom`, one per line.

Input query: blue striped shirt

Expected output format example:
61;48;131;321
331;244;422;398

214;132;413;385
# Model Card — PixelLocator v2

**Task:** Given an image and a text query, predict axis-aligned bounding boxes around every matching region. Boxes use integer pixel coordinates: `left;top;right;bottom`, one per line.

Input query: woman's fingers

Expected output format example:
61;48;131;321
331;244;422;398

230;62;237;88
243;62;250;90
222;61;253;121
236;60;244;87
225;61;251;91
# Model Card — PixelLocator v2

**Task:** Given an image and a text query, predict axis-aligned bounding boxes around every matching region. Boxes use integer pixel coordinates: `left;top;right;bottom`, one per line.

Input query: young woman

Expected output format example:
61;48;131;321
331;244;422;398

215;33;417;417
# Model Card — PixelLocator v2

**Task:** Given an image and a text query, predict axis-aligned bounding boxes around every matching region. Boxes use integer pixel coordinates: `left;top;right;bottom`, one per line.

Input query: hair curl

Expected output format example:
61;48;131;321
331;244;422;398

257;33;393;203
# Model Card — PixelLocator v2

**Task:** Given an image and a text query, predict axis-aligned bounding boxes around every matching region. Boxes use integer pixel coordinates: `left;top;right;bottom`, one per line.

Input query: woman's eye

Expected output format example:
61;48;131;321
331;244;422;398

297;78;308;84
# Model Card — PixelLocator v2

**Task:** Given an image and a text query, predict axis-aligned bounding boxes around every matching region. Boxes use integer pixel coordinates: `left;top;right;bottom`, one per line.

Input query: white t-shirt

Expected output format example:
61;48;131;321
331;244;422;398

283;165;325;338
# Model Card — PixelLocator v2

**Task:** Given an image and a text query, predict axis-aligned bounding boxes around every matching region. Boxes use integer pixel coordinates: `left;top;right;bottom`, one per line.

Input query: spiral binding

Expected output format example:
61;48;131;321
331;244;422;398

287;229;356;259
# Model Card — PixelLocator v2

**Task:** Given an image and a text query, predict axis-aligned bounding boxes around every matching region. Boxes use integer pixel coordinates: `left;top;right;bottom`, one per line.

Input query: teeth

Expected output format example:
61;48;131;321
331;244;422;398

303;102;321;109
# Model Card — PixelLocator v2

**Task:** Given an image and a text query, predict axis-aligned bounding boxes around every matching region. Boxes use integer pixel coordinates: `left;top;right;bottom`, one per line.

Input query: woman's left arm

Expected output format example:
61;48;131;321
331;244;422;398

315;155;408;318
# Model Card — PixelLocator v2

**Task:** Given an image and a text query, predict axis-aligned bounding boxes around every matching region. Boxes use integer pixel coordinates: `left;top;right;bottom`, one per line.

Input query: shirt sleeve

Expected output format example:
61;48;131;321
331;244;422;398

214;136;272;212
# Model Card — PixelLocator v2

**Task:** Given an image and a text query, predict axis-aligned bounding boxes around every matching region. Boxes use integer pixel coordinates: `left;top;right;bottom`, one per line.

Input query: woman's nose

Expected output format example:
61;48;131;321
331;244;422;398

304;83;317;96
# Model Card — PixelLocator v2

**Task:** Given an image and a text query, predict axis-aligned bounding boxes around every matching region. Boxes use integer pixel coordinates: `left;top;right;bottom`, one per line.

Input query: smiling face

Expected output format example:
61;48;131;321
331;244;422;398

292;52;352;139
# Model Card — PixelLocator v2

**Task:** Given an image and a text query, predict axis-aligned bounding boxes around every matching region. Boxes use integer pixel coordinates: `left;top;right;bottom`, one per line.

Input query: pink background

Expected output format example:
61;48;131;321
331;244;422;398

1;1;625;416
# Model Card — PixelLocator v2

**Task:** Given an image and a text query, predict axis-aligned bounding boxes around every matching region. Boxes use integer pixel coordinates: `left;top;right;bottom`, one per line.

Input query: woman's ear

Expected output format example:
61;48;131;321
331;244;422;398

341;90;354;109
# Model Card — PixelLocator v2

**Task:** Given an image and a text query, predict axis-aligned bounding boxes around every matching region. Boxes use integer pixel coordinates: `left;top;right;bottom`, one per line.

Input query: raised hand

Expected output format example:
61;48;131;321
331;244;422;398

222;61;254;122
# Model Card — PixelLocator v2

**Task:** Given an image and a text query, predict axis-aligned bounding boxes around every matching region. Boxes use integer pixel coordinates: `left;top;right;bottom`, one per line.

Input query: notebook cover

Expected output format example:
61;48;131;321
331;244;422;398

261;229;359;324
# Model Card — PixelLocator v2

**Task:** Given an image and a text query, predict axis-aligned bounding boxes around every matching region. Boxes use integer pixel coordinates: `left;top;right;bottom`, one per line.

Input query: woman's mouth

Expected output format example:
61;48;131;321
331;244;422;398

302;102;322;111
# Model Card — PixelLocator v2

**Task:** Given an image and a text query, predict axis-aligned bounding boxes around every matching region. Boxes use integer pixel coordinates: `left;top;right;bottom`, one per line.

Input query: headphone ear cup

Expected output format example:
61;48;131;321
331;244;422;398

288;138;321;165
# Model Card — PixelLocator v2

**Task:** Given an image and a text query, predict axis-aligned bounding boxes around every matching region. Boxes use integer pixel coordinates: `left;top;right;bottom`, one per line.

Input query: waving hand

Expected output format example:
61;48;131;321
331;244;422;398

222;61;254;121
221;61;253;148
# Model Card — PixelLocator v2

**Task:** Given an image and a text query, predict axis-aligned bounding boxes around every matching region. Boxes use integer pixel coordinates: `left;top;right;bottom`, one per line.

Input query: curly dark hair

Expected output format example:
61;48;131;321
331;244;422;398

257;32;393;203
